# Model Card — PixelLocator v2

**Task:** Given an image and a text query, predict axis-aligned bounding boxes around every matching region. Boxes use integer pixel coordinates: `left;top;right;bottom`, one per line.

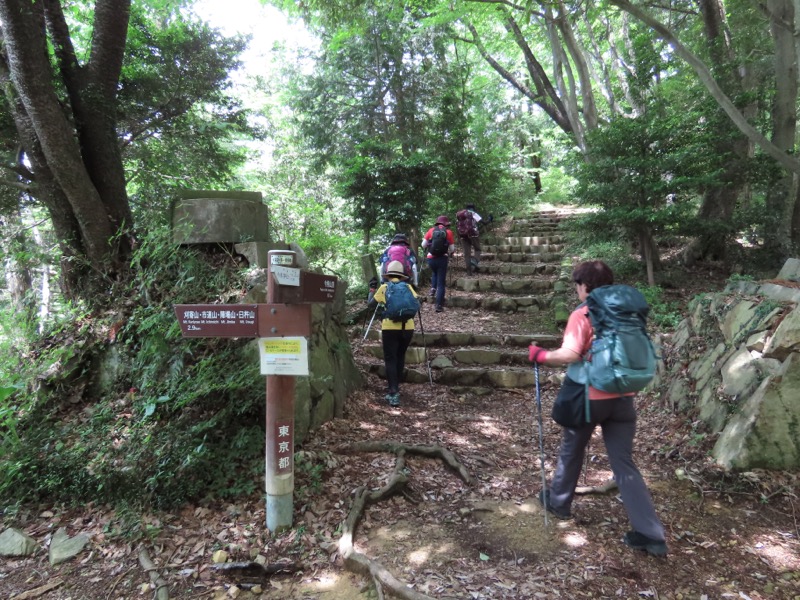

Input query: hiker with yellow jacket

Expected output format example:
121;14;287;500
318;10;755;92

370;261;419;407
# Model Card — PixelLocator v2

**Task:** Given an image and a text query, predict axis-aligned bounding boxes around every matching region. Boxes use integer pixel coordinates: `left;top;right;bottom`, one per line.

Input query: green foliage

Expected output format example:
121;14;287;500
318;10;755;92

120;8;259;222
569;84;727;266
339;142;438;236
636;285;683;331
569;237;643;281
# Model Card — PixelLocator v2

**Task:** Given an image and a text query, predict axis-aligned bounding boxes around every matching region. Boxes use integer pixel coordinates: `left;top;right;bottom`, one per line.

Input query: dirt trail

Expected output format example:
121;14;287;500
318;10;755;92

1;211;798;599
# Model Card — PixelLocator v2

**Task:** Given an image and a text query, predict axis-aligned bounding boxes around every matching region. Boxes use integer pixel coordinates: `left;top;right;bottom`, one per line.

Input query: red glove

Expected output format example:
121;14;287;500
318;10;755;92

528;344;549;364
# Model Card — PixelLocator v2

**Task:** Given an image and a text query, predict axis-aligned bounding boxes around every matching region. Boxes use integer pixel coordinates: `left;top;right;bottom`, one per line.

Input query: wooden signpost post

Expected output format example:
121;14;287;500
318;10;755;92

174;250;337;533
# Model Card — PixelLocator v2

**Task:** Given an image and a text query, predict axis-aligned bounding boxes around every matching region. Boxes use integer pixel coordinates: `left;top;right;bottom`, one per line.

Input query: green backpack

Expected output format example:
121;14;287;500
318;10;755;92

568;285;657;400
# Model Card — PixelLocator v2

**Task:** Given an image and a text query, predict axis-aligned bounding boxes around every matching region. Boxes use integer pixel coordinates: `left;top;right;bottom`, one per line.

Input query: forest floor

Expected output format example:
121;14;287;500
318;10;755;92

2;243;800;599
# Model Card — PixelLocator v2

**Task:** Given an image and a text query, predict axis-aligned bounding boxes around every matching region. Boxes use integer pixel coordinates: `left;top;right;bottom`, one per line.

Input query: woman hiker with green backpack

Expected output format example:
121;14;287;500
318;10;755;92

527;260;668;557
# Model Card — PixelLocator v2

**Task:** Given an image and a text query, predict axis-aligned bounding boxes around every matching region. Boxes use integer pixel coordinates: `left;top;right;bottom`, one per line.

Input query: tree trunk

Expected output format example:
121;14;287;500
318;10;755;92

45;0;134;247
639;228;659;286
0;0;134;299
763;0;798;261
685;0;751;263
555;0;598;132
466;20;574;138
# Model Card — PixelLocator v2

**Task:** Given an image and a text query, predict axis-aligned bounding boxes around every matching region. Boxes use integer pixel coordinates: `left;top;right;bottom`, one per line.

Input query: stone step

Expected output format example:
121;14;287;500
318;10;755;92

448;294;553;312
363;345;530;365
454;278;555;294
483;243;566;254
363;329;561;348
364;363;542;389
479;251;563;264
478;263;559;276
510;215;568;226
505;225;563;235
482;235;565;246
363;345;559;367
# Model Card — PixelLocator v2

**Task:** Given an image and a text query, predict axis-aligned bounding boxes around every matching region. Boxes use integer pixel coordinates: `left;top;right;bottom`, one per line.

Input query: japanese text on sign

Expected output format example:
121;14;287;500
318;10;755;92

271;265;301;286
275;420;293;474
258;336;309;375
270;254;294;265
174;304;258;337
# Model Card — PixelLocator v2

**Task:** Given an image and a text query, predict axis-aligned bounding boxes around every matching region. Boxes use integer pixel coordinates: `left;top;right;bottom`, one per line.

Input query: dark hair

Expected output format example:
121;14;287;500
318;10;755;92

572;260;614;293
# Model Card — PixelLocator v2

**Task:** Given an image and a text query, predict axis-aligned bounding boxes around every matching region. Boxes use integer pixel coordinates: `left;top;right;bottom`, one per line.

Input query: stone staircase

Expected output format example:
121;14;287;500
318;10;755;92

355;209;578;390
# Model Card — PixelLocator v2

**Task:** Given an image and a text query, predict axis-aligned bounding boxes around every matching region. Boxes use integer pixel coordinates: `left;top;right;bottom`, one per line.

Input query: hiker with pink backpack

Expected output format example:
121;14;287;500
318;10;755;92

378;234;419;287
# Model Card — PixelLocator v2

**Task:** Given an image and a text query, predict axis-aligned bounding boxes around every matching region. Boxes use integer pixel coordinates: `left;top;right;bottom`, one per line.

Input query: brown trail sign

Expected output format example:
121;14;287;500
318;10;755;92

174;250;336;532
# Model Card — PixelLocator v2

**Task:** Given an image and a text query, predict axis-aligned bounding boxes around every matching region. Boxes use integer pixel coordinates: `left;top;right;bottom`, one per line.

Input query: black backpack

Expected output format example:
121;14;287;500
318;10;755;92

383;281;419;327
429;226;448;257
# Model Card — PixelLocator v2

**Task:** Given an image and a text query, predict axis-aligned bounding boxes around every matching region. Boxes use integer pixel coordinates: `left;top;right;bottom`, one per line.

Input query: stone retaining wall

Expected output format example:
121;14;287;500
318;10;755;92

663;259;800;470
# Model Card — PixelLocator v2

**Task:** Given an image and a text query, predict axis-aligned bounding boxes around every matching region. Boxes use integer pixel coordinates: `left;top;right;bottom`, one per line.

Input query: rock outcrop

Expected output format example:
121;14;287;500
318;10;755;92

664;259;800;470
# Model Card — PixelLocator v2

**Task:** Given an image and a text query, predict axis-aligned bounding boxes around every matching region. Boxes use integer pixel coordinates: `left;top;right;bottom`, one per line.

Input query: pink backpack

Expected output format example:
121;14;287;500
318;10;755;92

381;245;413;280
456;209;478;238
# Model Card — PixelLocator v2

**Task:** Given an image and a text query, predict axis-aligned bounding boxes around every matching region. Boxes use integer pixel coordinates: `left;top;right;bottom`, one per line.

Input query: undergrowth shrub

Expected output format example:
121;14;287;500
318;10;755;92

636;285;683;330
0;225;267;509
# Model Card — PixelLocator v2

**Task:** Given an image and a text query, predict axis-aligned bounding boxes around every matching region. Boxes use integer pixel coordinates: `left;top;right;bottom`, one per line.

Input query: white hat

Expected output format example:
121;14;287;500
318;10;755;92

386;260;408;279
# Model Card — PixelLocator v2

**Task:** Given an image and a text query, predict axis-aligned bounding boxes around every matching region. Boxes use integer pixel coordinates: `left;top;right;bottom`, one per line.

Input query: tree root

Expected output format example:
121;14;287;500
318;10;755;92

336;440;474;485
11;578;63;600
574;478;618;495
138;546;169;600
336;442;473;600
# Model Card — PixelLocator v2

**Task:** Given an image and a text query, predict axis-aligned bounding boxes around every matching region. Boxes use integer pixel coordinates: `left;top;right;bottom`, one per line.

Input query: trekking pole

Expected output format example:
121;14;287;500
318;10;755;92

416;310;433;385
534;364;549;527
583;438;591;485
362;304;379;342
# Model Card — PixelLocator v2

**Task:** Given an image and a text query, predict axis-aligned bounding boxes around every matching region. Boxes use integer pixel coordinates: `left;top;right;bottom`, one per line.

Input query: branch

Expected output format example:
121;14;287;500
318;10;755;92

42;0;82;107
463;21;573;136
0;177;35;193
138;545;169;600
503;12;568;120
609;0;800;175
87;0;131;98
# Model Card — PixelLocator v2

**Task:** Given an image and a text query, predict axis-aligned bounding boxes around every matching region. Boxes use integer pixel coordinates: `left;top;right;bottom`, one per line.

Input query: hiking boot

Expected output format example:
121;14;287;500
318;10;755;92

623;531;668;557
428;287;436;297
538;489;571;520
435;306;444;313
387;393;400;407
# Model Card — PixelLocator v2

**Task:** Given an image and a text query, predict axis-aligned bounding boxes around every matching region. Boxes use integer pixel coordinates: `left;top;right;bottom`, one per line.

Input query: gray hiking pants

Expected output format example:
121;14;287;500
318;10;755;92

460;236;481;273
548;396;666;542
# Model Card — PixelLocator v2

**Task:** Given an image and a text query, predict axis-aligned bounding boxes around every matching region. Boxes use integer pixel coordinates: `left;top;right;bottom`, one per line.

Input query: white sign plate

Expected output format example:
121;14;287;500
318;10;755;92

258;336;309;375
270;253;295;265
271;265;301;286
